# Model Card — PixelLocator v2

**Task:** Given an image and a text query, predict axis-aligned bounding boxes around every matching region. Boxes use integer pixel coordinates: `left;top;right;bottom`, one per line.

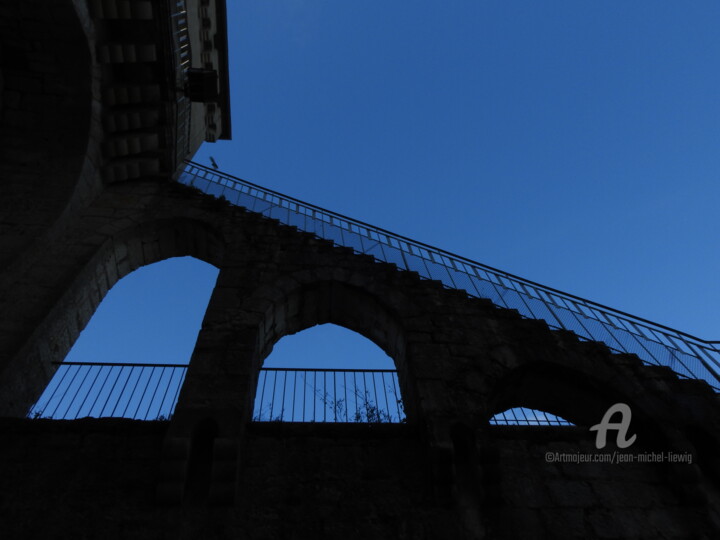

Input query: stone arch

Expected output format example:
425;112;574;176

1;217;224;416
232;269;418;424
485;357;676;450
255;280;407;370
487;361;620;428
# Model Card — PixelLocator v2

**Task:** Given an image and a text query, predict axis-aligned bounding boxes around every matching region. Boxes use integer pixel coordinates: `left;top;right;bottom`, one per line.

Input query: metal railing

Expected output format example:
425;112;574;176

490;407;574;426
253;368;406;423
28;363;187;420
180;161;720;391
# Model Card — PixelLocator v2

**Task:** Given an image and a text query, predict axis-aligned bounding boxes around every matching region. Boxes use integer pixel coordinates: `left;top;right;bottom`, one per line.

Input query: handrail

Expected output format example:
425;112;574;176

57;361;188;368
180;160;720;390
262;367;398;373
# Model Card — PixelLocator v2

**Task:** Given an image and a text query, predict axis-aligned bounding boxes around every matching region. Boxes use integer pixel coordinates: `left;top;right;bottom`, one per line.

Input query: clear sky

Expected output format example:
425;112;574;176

66;2;720;373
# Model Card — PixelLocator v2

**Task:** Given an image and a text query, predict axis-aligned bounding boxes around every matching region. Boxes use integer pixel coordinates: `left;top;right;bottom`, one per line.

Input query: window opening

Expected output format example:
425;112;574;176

28;257;219;420
489;407;574;426
253;324;406;423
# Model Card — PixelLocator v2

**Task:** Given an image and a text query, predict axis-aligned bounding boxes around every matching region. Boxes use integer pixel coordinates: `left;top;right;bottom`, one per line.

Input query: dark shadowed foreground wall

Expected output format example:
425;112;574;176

1;417;717;539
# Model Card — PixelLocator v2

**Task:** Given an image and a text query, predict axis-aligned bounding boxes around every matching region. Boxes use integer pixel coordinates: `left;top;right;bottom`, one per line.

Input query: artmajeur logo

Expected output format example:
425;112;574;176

589;403;637;449
544;402;693;465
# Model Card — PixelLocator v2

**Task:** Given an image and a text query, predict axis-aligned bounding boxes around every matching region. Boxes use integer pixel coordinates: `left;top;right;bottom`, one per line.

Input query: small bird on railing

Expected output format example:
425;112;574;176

209;156;219;170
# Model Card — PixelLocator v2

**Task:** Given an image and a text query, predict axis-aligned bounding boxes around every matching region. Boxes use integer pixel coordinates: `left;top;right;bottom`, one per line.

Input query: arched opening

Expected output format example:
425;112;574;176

487;362;625;428
489;407;574;426
28;257;219;420
253;323;406;423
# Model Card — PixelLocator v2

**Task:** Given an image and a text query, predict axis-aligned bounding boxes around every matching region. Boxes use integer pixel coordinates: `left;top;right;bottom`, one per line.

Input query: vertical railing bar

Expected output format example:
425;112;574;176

623;326;665;367
662;336;697;378
687;343;720;384
49;364;80;418
302;371;307;422
110;365;134;417
280;369;287;421
269;370;277;421
353;371;359;422
292;370;297;422
323;371;327;423
381;372;390;421
398;241;411;272
133;366;154;419
563;301;602;343
144;368;164;421
313;371;317;422
139;369;156;421
75;365;104;419
64;364;94;420
35;367;68;417
57;364;85;419
371;372;379;421
258;369;268;421
519;282;564;329
333;371;337;422
626;319;655;341
156;367;175;419
88;366;114;417
121;366;144;418
509;281;539;321
536;289;569;331
344;371;348;423
486;273;512;310
166;368;184;419
99;366;123;418
391;373;402;421
338;221;346;247
357;229;370;254
437;253;459;289
362;371;368;421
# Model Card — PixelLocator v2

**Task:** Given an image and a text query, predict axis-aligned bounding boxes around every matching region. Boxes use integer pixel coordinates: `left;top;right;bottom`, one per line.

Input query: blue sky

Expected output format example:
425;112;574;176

67;1;719;373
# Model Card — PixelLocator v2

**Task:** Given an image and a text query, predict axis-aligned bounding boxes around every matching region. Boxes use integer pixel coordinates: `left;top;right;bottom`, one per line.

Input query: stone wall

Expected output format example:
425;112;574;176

0;0;101;268
2;417;718;539
485;427;719;539
0;417;166;539
0;180;718;538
